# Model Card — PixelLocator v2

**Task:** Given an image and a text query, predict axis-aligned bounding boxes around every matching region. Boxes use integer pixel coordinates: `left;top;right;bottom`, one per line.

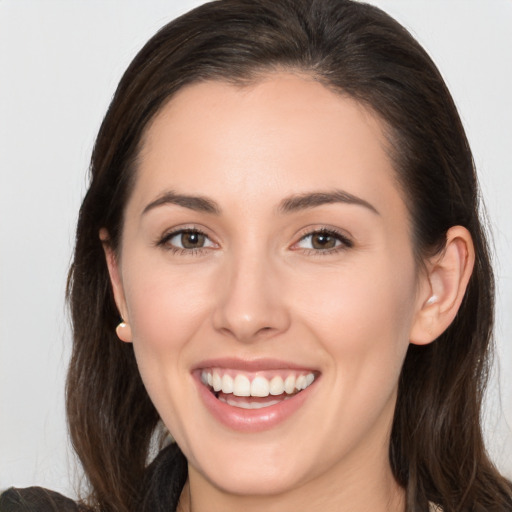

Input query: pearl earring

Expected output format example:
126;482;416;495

426;295;438;305
115;320;132;342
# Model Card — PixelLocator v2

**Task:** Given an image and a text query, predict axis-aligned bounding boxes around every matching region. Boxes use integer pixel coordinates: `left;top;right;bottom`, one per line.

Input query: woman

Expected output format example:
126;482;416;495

2;0;511;511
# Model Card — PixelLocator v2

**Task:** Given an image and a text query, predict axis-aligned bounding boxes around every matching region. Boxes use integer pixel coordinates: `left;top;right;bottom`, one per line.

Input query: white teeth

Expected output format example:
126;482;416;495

233;374;251;396
284;375;296;394
251;376;270;397
221;374;233;394
296;375;307;391
212;372;222;392
269;376;285;395
200;370;316;398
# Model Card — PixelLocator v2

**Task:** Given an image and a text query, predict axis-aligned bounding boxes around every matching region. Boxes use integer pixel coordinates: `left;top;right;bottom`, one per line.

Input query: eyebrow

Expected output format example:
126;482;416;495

142;191;221;215
278;190;380;215
141;188;379;217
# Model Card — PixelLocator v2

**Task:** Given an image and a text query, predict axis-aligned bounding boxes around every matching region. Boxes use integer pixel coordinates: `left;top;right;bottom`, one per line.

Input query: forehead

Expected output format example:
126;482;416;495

132;73;405;220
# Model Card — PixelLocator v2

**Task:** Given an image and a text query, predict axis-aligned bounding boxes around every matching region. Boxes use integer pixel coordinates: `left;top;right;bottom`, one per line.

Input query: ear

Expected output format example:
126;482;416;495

99;228;133;343
409;226;475;345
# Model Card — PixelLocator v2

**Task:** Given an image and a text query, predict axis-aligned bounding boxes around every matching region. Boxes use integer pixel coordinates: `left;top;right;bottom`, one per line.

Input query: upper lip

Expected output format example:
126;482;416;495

192;357;318;373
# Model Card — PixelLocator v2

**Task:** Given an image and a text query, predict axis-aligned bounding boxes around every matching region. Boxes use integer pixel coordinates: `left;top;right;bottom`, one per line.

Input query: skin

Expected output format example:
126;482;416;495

103;73;474;512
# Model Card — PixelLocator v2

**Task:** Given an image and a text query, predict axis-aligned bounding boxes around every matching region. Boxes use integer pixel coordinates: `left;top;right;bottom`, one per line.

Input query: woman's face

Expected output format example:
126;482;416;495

107;74;429;498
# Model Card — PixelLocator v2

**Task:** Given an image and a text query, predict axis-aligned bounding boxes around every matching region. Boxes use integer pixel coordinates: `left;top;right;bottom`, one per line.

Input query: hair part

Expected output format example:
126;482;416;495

67;1;512;511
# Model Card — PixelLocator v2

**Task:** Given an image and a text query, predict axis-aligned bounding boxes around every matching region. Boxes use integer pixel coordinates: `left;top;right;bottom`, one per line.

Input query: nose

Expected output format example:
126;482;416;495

212;249;291;343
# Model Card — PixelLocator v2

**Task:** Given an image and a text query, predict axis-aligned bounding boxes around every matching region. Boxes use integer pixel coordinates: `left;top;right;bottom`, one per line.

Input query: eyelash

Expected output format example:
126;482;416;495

293;228;353;256
156;227;353;256
156;227;215;256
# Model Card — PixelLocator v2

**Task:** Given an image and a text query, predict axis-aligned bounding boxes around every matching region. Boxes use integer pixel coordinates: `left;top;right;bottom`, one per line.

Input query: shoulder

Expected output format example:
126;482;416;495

0;487;85;512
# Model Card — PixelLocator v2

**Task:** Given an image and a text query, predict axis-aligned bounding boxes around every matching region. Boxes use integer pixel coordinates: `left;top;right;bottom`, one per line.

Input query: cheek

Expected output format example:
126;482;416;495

305;257;417;446
120;256;216;409
296;251;417;384
124;261;212;350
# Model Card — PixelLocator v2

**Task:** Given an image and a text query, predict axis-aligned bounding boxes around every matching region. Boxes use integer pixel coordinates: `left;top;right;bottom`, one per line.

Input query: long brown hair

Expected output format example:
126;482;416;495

66;1;512;510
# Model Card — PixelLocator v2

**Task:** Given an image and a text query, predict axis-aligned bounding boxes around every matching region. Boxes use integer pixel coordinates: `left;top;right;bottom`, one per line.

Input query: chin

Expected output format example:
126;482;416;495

198;459;312;497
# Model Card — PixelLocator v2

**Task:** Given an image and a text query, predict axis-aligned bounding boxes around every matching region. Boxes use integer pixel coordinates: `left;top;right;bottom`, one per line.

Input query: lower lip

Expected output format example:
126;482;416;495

193;373;317;432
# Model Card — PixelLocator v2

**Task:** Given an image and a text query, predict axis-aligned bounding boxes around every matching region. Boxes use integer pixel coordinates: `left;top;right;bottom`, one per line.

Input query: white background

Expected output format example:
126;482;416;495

1;0;511;497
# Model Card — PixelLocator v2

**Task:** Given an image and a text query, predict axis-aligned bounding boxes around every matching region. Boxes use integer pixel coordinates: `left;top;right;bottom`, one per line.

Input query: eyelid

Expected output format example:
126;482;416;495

155;224;353;255
291;226;354;253
168;230;216;248
156;224;219;253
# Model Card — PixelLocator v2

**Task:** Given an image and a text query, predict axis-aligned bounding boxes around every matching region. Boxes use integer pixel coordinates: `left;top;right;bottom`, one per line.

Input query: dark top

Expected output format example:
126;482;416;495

0;487;84;512
0;444;187;512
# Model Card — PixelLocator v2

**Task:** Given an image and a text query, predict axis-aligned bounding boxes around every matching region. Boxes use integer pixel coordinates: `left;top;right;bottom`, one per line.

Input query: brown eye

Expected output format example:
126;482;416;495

295;229;352;252
310;233;337;249
163;229;216;251
181;231;206;248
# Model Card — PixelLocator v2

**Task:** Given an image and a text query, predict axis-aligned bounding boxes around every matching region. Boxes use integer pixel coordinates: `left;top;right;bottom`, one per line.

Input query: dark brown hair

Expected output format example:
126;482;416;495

66;1;512;511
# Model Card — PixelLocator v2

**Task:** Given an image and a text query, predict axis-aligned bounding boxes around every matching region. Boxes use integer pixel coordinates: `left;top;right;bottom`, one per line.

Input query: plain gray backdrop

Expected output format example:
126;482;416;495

1;0;511;497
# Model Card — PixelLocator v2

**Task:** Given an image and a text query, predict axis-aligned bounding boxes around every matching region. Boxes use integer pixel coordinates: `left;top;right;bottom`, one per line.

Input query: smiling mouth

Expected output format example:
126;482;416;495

200;368;317;410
